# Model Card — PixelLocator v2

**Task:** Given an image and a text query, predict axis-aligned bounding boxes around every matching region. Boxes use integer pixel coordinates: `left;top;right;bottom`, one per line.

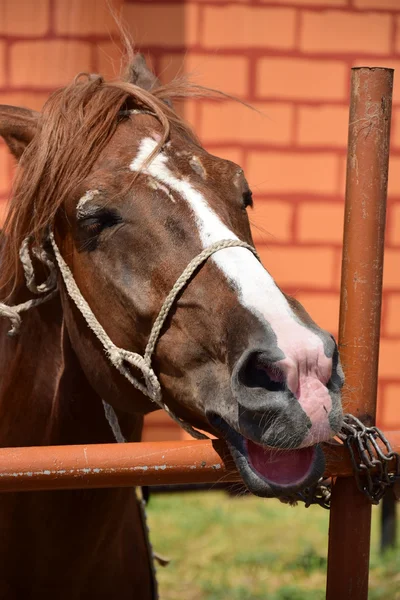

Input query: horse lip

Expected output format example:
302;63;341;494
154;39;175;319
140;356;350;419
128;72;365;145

208;413;325;498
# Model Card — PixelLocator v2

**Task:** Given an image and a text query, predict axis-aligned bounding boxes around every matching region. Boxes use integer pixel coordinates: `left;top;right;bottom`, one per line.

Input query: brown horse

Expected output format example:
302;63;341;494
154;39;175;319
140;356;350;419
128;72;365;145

0;55;344;599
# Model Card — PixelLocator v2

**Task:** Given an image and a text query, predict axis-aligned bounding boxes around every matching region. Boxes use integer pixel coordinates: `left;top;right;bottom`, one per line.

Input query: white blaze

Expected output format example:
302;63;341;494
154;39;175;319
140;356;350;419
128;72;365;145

130;139;294;332
76;189;100;219
130;138;333;442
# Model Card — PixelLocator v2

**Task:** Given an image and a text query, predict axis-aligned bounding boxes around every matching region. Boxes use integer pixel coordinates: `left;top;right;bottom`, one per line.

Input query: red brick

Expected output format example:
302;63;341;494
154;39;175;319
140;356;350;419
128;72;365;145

0;144;10;196
379;384;400;430
257;246;335;288
145;96;196;130
159;54;248;97
379;340;400;378
355;0;400;8
250;200;293;243
200;102;292;145
177;100;197;130
55;0;123;35
297;202;344;243
158;55;184;86
383;249;400;290
385;294;400;337
390;108;400;149
142;418;184;441
0;0;49;36
0;42;5;88
0;200;8;227
297;105;348;147
10;41;92;87
142;426;185;442
207;147;244;167
0;92;48;112
123;4;199;47
202;7;296;49
332;248;342;291
143;412;206;442
353;59;400;105
144;411;176;427
181;429;215;441
266;0;345;4
388;156;400;197
257;58;347;101
301;11;390;55
388;203;400;246
338;154;347;196
396;17;400;54
294;292;340;333
95;41;125;80
247;151;339;195
174;100;196;131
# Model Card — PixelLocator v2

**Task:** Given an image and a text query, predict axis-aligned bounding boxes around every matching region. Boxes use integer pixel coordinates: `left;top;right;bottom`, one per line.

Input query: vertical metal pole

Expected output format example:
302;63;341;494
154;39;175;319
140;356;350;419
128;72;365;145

326;67;393;600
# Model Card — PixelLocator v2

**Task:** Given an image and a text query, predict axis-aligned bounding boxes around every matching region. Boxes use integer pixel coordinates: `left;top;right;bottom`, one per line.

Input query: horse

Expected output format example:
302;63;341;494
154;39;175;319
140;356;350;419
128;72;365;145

0;54;344;599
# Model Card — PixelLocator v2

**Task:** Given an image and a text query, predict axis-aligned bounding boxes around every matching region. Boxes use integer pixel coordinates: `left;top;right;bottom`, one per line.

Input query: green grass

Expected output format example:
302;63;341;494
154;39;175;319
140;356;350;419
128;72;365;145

146;490;400;600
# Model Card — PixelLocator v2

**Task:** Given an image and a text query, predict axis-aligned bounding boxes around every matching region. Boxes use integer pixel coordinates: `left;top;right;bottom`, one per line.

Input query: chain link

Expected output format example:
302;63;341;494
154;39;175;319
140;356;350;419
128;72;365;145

281;414;400;509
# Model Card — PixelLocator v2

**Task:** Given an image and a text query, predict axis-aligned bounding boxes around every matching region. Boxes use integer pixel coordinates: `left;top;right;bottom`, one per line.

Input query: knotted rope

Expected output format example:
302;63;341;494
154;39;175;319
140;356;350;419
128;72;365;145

0;237;58;337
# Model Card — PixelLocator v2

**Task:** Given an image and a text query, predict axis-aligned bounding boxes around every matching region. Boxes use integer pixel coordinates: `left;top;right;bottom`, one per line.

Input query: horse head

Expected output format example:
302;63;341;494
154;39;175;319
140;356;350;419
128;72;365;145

0;55;343;498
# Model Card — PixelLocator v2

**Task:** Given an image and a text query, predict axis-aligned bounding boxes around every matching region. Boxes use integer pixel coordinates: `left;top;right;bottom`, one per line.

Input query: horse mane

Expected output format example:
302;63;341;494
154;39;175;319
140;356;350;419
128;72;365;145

0;66;206;298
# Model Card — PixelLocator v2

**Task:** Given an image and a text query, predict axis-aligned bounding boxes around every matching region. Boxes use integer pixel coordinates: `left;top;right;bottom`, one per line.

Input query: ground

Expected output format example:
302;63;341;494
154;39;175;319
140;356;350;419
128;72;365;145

146;490;400;600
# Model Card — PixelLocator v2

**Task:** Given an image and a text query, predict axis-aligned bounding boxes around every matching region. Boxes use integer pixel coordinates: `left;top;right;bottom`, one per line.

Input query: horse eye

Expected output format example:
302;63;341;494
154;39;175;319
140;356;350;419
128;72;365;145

243;190;253;209
81;217;103;234
79;209;122;235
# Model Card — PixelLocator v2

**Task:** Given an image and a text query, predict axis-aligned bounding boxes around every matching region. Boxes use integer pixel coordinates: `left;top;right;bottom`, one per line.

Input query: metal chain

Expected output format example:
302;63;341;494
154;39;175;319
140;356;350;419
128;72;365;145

338;414;400;504
282;414;400;509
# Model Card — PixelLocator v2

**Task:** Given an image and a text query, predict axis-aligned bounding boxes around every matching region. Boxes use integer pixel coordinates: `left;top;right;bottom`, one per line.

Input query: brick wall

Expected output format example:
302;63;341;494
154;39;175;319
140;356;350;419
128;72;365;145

0;0;399;440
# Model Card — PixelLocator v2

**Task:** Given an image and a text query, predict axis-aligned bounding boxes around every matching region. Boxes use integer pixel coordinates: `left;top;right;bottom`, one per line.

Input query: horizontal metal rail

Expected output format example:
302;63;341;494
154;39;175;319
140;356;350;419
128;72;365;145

0;432;398;492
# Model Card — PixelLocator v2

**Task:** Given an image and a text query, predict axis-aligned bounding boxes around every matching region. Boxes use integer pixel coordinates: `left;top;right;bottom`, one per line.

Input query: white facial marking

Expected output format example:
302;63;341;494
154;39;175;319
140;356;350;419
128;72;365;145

76;189;100;219
130;138;316;342
189;155;207;179
130;138;333;441
148;178;176;203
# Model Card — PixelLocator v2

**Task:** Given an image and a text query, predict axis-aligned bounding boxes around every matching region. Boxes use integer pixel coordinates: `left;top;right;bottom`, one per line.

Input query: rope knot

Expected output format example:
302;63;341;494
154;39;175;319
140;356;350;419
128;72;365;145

0;236;58;336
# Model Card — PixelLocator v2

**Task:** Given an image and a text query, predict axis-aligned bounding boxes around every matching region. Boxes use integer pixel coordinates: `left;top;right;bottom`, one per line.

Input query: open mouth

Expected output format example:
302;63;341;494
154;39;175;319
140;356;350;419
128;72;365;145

209;415;325;498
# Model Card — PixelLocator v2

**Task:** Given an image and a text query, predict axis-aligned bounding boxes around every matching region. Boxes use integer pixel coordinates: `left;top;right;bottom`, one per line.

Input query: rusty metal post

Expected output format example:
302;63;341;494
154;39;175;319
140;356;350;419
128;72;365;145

326;67;393;600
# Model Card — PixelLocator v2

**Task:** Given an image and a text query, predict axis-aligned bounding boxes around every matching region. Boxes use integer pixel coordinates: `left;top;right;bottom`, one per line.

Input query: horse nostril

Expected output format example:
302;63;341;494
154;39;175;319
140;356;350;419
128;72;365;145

238;352;286;393
327;344;344;391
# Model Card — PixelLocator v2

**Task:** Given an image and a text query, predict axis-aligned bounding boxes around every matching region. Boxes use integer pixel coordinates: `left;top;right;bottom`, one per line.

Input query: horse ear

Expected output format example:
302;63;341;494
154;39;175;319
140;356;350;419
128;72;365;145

0;105;39;160
127;54;161;92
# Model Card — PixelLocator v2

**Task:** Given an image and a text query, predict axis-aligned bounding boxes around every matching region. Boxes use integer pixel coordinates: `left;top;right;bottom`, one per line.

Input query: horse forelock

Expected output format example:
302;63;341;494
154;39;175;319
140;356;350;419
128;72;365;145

0;68;203;297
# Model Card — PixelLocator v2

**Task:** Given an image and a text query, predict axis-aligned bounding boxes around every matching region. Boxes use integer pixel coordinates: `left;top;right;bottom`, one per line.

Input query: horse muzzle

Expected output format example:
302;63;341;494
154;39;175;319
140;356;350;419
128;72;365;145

205;345;343;498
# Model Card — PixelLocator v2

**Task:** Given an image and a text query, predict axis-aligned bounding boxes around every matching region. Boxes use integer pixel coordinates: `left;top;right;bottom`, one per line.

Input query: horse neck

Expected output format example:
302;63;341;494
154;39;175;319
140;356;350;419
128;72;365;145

0;286;143;447
0;288;157;600
0;289;63;447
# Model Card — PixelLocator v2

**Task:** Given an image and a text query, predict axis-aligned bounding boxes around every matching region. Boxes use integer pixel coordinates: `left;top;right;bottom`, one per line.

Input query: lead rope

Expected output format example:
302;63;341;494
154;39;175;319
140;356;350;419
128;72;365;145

101;400;161;597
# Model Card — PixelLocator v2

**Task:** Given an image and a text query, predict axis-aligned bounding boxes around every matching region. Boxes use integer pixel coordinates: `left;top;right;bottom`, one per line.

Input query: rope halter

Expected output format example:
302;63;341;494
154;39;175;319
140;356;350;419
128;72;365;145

49;233;259;439
1;233;260;440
